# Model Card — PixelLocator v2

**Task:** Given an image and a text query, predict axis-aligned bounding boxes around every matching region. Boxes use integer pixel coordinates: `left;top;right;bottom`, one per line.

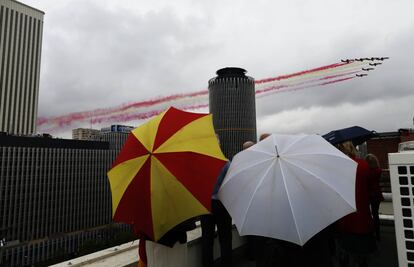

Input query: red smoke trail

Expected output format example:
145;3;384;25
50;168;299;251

255;70;360;95
37;61;371;132
271;76;356;95
90;103;210;125
319;76;355;86
37;61;354;128
42;74;355;134
90;70;354;125
255;62;350;84
37;89;208;127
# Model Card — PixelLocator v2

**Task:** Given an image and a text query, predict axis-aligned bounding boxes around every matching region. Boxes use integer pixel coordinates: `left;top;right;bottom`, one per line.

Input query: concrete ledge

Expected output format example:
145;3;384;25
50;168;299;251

52;215;395;267
52;224;246;267
383;193;392;201
50;242;139;267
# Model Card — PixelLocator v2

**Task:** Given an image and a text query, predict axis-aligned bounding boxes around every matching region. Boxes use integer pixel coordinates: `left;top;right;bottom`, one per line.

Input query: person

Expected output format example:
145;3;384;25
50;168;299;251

201;160;233;267
365;153;384;241
259;133;270;141
335;141;376;267
138;220;196;267
238;141;259;262
138;235;148;267
259;134;335;267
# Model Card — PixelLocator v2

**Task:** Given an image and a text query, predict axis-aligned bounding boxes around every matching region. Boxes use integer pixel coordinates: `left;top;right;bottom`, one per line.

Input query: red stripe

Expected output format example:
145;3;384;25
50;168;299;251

37;61;366;131
152;107;207;151
36;90;208;127
255;62;349;84
319;76;355;85
113;157;154;239
154;152;227;211
111;133;149;168
255;70;360;95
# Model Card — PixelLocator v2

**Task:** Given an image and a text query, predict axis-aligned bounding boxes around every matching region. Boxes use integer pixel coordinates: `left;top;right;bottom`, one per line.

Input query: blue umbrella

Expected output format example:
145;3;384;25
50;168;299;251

322;126;377;145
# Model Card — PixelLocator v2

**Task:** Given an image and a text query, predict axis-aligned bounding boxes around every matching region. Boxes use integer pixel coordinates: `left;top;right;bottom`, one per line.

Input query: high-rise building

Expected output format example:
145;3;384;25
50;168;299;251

0;0;44;135
208;67;257;159
0;134;125;266
72;128;100;140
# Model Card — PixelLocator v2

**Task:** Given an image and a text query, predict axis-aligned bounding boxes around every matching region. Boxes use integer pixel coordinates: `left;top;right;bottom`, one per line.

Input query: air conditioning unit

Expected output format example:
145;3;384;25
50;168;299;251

389;145;414;267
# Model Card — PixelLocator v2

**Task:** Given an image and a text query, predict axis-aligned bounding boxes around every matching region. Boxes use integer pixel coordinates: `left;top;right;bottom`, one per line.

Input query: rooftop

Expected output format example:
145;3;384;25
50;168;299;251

52;201;398;267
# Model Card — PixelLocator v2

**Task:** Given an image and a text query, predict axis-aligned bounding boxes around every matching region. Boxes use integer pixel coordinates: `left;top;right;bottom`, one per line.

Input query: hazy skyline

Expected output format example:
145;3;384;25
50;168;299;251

22;0;414;137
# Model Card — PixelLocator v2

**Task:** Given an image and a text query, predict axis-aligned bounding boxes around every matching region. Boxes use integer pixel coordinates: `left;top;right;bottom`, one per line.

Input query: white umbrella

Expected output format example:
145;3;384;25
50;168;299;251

218;133;357;246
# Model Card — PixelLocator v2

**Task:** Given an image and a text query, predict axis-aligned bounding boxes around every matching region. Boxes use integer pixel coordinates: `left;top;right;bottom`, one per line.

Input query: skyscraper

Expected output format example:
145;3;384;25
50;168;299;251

208;67;257;159
0;0;44;134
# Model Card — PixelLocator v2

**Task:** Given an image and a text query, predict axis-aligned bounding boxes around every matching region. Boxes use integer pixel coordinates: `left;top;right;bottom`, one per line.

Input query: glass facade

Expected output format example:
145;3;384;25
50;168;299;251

0;135;131;266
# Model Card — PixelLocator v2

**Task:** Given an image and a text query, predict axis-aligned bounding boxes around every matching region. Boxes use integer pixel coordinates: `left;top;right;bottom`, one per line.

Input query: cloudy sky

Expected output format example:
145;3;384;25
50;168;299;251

24;0;414;137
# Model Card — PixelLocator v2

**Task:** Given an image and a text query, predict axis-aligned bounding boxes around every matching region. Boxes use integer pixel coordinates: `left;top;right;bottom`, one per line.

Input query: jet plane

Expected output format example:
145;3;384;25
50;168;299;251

356;74;368;77
341;59;354;63
362;68;374;71
374;57;390;61
369;63;382;66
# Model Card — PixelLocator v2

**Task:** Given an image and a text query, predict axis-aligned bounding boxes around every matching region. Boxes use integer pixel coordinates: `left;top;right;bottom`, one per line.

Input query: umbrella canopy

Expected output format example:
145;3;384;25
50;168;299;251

322;126;377;145
108;107;227;241
218;133;357;246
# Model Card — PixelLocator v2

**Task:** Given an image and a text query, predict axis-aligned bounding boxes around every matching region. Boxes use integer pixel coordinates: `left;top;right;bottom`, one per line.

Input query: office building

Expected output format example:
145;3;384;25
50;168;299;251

0;0;44;135
0;134;122;266
93;124;133;151
100;124;134;133
208;67;257;159
72;128;100;140
72;125;133;151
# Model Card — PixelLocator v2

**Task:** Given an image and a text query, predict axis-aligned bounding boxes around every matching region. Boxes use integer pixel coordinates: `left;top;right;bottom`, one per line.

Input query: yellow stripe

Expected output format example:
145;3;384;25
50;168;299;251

108;155;149;216
150;156;208;240
131;110;166;152
154;114;227;161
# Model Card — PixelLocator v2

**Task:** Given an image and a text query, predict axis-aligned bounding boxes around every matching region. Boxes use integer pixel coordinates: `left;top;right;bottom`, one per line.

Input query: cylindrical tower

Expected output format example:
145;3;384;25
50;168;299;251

208;67;257;159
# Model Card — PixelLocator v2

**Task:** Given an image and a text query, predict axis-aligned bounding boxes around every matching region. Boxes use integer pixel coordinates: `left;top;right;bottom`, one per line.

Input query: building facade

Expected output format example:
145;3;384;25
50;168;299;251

0;0;44;135
367;129;414;169
208;67;257;159
72;128;100;140
363;128;414;194
94;125;133;151
73;125;133;151
0;135;126;266
94;131;129;152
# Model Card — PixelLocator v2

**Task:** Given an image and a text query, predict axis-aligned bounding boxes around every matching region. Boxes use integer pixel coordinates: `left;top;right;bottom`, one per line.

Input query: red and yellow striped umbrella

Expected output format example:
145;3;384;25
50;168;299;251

108;107;227;241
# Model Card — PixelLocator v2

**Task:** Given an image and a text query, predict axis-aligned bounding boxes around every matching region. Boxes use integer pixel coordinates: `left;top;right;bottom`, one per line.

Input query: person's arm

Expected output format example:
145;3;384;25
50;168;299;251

139;236;147;264
215;161;230;191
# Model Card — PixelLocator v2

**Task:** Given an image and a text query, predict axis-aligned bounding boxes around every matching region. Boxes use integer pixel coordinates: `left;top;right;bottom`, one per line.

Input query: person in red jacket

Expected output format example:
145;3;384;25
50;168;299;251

335;141;376;267
365;154;384;241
